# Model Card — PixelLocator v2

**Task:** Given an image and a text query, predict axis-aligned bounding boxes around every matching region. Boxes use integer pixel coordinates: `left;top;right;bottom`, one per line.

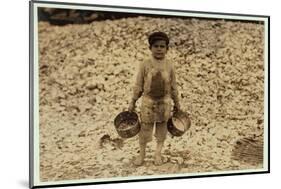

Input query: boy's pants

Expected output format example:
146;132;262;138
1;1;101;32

139;121;168;144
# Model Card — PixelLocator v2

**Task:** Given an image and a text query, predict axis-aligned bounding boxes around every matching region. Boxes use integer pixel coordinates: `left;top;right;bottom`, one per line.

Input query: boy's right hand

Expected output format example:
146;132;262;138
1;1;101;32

173;103;181;114
128;101;136;112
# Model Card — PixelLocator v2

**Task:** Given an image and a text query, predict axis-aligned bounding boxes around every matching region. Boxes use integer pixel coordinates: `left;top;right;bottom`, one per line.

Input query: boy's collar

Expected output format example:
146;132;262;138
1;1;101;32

150;55;166;62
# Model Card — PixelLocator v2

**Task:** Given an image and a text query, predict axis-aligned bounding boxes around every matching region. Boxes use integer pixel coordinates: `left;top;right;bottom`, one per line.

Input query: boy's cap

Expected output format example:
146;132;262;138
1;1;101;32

148;32;169;46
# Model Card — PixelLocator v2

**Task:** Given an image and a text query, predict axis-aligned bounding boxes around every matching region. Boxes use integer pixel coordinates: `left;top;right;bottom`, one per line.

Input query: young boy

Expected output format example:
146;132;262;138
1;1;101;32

128;32;181;166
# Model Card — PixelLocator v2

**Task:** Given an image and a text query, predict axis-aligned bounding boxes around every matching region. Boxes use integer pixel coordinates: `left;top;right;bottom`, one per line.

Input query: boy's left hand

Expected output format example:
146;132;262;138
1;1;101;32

173;104;181;114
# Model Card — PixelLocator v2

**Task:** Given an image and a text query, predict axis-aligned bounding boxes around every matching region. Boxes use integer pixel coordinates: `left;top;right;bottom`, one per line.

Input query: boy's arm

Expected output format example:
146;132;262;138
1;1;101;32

129;62;145;111
170;64;180;111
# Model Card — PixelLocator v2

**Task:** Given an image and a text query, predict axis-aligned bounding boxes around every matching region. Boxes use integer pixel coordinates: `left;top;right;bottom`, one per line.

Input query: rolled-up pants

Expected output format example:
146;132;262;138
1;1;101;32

139;121;168;144
139;96;171;144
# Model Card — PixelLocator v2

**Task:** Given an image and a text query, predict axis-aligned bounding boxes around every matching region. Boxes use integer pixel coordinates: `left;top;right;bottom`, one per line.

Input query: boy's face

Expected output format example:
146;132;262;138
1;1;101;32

150;40;168;60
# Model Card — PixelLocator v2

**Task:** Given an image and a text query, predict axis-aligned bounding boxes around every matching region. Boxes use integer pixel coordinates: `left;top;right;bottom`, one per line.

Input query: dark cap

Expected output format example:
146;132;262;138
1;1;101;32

148;32;169;46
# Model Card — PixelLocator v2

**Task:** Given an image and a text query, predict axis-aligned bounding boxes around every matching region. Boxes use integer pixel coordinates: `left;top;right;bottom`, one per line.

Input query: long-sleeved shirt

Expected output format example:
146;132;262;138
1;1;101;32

132;56;180;122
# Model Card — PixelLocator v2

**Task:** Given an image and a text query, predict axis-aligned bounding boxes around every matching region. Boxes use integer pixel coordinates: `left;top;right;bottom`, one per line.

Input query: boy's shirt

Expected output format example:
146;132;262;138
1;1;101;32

132;57;180;122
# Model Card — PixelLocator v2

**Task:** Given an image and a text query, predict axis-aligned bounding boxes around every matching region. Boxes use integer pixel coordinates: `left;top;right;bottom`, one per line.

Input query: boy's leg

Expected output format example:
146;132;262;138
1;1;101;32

155;140;164;165
154;121;168;165
134;141;147;166
134;122;153;166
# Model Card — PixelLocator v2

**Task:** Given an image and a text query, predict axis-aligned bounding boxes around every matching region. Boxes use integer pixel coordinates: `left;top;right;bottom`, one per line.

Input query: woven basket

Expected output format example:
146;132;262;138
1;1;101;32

167;111;191;137
114;111;140;138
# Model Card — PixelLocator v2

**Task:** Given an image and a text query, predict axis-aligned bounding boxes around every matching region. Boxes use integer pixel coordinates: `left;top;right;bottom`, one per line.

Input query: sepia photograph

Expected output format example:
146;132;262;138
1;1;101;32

30;0;269;188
